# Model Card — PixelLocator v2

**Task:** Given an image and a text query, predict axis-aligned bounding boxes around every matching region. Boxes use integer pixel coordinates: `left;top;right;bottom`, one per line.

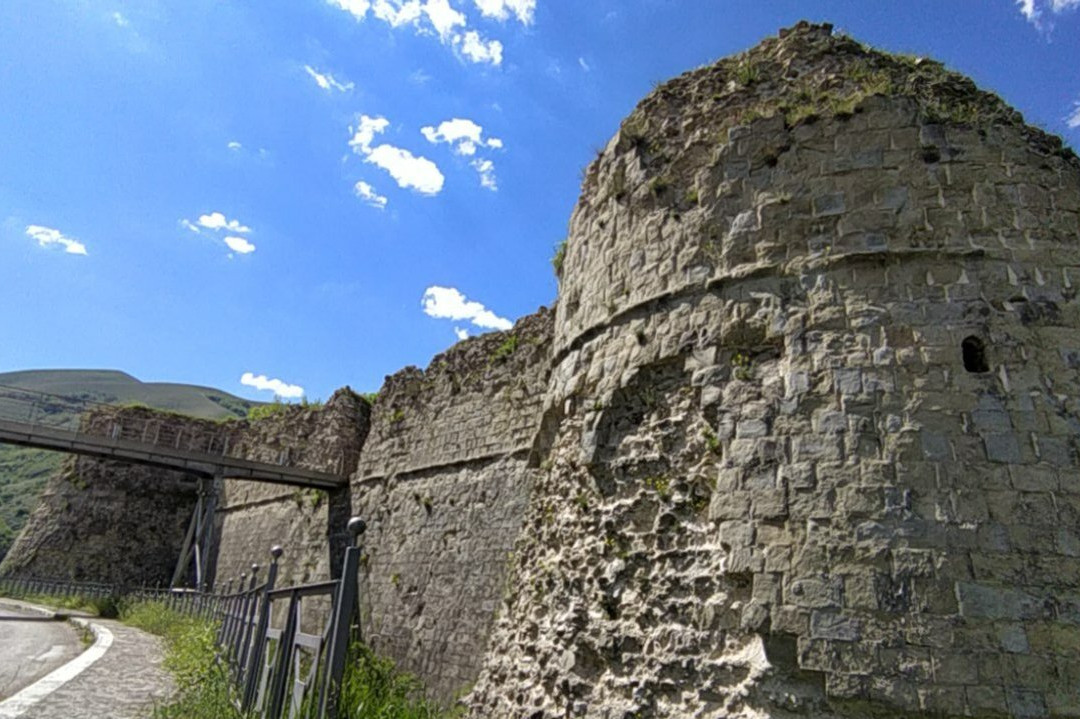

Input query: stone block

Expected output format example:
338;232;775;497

810;611;862;641
955;582;1044;620
812;409;847;434
833;368;862;396
813;192;846;217
752;490;788;519
984;433;1023;464
919;686;969;716
789;575;843;609
736;418;769;438
972;408;1013;433
967;685;1011;716
1035;435;1075;467
920;430;951;460
792;435;841;462
1010;466;1059;492
709;491;751;521
998;624;1030;654
1006;687;1048;719
717;520;754;547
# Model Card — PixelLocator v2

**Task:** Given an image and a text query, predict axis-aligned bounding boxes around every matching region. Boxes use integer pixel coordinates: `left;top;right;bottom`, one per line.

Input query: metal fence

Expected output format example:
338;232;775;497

0;516;367;719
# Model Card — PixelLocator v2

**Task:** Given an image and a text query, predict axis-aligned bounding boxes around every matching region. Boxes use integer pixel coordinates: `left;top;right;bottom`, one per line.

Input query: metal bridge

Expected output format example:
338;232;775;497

0;383;353;590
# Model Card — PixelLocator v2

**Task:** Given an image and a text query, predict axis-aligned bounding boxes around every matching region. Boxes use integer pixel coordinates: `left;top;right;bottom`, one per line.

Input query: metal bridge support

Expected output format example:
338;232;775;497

171;474;220;590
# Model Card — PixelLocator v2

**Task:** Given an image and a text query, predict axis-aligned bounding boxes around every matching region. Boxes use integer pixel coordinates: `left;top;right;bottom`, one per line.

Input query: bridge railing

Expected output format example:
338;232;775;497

0;516;368;719
0;383;359;477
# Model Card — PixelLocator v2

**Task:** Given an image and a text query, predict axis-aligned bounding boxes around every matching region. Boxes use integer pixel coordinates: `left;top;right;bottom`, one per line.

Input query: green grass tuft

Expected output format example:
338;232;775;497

122;601;241;719
337;644;457;719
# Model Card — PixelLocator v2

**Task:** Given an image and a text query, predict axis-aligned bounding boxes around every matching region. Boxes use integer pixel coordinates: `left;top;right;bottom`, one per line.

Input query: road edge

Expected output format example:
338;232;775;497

0;601;114;719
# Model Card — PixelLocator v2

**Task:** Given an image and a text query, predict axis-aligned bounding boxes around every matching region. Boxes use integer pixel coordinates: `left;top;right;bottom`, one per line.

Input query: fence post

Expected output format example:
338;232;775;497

320;516;366;719
235;564;260;681
223;574;245;651
266;588;300;719
241;545;281;712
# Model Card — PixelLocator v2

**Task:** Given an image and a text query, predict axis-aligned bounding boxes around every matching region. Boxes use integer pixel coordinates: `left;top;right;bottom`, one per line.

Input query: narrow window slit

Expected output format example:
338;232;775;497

962;336;989;373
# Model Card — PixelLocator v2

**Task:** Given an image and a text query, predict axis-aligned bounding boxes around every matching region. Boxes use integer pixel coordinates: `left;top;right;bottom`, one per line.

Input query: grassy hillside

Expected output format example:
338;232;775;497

0;369;261;561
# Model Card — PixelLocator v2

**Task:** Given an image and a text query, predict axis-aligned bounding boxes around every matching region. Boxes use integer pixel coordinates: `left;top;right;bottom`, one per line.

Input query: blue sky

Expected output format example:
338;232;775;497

1;0;1077;402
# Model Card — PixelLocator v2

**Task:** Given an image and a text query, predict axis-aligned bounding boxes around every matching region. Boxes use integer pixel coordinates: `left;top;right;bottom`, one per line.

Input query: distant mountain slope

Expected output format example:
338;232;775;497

0;369;256;420
0;369;261;561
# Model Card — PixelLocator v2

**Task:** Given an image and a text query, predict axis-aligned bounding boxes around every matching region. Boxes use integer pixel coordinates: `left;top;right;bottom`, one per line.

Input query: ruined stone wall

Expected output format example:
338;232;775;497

467;25;1080;719
352;308;551;700
213;388;370;588
0;454;197;586
0;407;229;585
2;391;369;589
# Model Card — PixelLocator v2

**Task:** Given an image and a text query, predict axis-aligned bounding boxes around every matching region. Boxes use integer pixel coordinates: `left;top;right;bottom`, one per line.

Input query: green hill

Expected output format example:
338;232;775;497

0;369;261;561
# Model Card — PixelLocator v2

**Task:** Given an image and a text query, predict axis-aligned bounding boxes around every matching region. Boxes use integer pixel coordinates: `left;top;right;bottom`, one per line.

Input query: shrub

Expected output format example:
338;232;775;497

551;239;568;278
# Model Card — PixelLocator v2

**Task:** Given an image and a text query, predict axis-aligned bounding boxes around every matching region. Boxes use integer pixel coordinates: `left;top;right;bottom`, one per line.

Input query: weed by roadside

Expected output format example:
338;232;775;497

122;601;240;719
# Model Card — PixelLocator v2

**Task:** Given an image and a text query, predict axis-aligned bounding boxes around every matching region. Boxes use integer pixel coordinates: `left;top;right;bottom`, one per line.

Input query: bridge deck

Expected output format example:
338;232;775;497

0;419;348;490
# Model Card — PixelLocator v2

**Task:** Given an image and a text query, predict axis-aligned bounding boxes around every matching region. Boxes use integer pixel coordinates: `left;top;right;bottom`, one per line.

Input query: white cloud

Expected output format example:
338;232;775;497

473;0;535;24
373;0;423;26
471;158;497;190
366;145;445;194
421;118;502;156
454;326;469;340
227;141;242;151
579;57;590;72
327;0;503;65
182;212;257;255
241;372;305;400
423;0;466;38
1017;0;1080;28
355;181;389;209
350;115;444;195
328;0;464;37
304;65;354;93
196;211;251;234
1068;100;1080;129
25;225;88;256
112;11;130;27
224;236;256;254
422;286;512;330
327;0;372;19
458;31;503;65
349;115;391;154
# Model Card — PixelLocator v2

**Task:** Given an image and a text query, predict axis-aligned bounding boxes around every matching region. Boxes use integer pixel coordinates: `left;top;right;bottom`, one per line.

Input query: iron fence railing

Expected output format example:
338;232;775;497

0;516;367;719
0;383;358;477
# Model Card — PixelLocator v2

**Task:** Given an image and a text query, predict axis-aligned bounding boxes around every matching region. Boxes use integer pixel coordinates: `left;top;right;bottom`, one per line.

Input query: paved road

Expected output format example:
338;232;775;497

16;617;174;719
0;608;82;701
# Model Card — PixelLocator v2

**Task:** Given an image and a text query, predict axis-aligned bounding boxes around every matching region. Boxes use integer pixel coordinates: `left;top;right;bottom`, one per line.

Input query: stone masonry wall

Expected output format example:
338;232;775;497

214;388;370;588
0;454;197;586
352;308;551;700
467;24;1080;719
2;389;369;590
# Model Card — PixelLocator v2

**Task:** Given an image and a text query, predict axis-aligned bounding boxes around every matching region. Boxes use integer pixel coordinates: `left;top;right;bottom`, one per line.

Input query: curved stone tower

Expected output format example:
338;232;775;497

468;22;1080;719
